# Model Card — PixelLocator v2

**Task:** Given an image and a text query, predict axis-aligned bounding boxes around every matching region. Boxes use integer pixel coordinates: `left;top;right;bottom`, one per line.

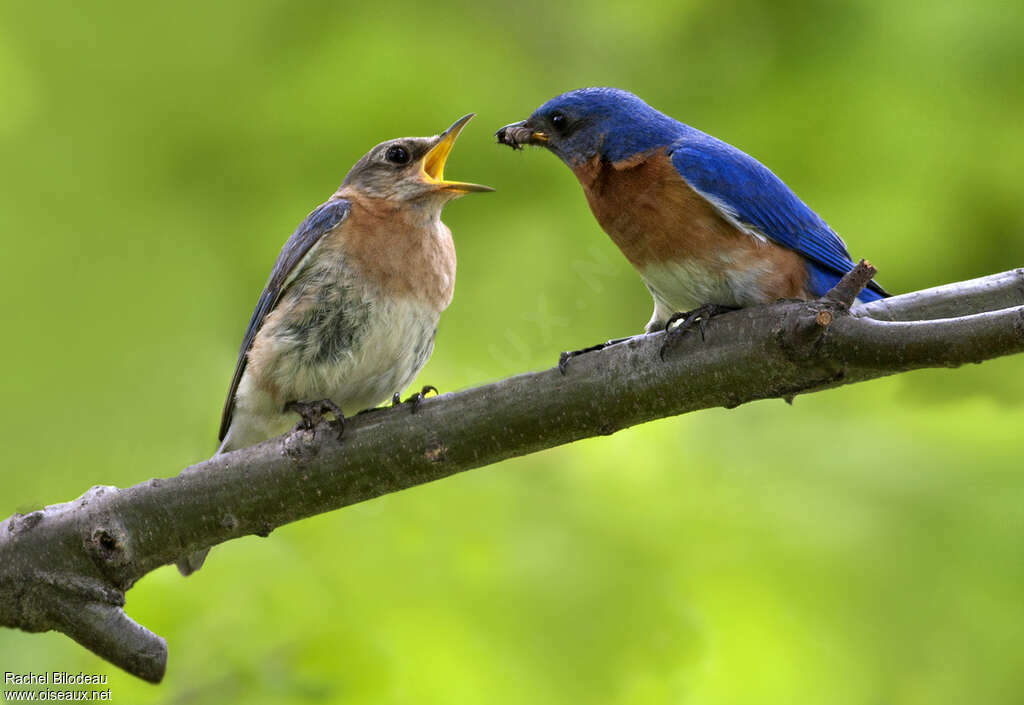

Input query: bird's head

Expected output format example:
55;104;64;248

496;88;680;167
341;114;493;203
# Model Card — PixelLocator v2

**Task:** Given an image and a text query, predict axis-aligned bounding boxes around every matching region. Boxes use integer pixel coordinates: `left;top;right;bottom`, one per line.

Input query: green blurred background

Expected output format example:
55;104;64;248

2;0;1023;702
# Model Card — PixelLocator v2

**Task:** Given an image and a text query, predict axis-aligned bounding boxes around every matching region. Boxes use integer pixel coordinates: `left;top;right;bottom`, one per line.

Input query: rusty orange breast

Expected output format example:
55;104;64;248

572;151;811;302
327;191;456;312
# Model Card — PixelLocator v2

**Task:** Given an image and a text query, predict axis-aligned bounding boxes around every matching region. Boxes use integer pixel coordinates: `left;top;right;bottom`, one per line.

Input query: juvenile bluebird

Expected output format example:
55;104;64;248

496;88;887;358
178;114;492;576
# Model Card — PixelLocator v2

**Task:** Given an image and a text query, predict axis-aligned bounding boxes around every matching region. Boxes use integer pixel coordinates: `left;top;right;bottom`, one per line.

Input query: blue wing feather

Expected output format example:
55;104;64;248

218;198;351;441
668;133;887;298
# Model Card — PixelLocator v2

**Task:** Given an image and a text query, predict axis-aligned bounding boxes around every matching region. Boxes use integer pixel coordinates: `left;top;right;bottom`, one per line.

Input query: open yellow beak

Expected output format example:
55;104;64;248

421;114;495;193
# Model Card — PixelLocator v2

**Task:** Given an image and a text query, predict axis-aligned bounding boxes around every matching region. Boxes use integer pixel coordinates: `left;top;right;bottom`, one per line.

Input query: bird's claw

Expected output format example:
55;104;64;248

402;385;438;414
285;399;345;440
658;304;736;360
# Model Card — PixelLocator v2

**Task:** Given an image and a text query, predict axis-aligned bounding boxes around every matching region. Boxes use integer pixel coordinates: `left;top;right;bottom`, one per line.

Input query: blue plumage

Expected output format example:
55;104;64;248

669;138;887;299
520;87;886;300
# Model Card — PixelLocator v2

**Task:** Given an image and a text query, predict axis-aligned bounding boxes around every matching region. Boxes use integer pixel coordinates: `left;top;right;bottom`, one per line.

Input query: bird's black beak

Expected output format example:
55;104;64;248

495;120;548;150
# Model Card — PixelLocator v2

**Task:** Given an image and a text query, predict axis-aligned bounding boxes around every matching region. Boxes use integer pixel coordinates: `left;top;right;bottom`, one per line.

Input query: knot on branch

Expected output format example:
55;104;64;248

282;428;322;461
424;438;448;463
255;522;274;538
778;301;841;361
8;511;44;535
79;490;139;586
84;519;132;570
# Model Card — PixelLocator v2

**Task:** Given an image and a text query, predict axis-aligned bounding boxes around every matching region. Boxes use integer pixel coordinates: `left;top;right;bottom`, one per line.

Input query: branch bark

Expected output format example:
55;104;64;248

2;265;1022;683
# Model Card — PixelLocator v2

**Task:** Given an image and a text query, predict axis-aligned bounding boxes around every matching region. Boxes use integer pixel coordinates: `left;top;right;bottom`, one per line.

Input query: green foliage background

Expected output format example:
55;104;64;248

2;0;1023;702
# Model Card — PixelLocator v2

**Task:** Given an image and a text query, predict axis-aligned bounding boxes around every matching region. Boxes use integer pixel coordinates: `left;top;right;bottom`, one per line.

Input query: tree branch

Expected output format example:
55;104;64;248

856;267;1024;321
2;267;1022;683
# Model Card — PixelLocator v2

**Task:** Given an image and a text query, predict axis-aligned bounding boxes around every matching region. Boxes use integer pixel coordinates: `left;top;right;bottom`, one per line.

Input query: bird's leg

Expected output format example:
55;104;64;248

285;399;346;440
402;385;438;414
558;337;632;375
659;304;738;360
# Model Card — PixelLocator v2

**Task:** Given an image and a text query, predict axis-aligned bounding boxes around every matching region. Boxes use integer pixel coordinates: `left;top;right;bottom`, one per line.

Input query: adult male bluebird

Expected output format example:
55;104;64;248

178;114;492;576
496;88;887;357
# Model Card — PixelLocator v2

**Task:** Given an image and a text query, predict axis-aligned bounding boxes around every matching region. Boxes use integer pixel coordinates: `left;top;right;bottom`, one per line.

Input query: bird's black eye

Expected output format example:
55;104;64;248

550;112;568;131
385;145;410;164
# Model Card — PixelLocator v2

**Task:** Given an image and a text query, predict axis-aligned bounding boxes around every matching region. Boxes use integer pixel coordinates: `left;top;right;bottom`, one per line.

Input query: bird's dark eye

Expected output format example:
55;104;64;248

550;112;568;131
385;145;410;164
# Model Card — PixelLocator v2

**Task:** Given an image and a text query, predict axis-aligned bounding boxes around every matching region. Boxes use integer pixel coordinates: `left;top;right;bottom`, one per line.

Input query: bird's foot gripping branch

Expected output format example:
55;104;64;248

2;264;1023;683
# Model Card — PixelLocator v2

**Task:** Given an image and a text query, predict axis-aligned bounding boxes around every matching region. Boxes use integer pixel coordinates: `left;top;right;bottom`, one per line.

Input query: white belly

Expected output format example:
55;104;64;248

641;257;778;310
639;257;775;331
223;295;439;451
